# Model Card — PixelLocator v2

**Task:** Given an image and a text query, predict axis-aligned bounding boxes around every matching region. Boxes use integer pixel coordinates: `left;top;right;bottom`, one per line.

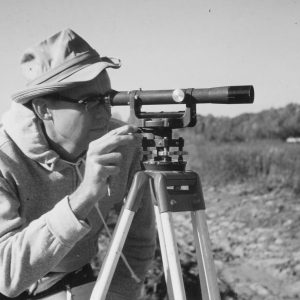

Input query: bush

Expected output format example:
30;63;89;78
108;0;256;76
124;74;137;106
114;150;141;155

185;140;300;193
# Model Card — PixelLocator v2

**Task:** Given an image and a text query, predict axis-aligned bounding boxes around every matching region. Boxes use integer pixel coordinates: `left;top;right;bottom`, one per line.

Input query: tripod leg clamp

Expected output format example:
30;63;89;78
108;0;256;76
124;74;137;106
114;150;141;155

124;171;149;212
148;171;205;213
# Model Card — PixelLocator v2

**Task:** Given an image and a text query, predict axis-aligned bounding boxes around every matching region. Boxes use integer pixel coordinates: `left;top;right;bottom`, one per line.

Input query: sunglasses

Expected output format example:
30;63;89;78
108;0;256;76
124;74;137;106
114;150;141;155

54;93;111;111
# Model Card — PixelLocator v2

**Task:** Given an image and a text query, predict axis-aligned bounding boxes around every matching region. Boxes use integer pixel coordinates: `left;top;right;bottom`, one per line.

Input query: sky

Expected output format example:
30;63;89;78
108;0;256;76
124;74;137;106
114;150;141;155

0;0;299;121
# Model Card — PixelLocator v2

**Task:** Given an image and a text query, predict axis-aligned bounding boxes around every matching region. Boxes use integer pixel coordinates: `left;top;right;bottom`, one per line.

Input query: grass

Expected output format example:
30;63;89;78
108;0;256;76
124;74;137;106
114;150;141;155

185;139;300;193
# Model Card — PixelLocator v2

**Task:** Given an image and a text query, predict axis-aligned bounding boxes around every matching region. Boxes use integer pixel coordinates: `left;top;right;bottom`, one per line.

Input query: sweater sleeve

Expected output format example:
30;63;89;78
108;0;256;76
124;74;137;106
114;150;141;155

0;178;90;298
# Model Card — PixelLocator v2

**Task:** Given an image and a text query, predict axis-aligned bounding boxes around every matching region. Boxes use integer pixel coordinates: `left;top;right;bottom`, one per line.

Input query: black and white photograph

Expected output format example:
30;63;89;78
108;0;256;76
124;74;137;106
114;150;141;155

0;1;299;299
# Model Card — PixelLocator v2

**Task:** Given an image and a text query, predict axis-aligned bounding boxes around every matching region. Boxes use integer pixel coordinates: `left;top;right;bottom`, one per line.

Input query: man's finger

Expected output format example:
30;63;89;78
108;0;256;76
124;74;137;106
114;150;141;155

89;133;139;154
91;152;123;165
106;125;139;136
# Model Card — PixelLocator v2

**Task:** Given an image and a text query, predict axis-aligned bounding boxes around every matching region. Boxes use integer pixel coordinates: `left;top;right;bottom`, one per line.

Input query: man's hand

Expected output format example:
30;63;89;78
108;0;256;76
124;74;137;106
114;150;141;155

69;125;141;220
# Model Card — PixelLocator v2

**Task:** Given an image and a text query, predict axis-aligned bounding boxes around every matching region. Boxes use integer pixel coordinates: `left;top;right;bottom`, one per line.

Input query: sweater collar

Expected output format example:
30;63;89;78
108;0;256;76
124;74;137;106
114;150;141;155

2;102;68;171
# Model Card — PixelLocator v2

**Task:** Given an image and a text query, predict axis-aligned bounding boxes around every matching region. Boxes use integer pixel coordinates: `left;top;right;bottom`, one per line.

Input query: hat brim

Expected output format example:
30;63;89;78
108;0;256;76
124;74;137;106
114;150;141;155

12;58;121;104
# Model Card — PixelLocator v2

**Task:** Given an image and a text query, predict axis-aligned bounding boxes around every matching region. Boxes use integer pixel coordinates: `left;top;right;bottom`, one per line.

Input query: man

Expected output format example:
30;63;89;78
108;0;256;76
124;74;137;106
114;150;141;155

0;29;156;299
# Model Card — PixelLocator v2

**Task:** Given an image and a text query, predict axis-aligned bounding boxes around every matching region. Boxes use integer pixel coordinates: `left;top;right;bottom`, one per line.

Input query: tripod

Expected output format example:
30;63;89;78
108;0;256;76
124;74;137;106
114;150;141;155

90;85;254;299
90;137;221;300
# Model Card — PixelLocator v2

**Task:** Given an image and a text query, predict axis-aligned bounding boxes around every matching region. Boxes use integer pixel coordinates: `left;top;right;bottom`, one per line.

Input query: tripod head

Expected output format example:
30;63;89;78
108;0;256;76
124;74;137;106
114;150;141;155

107;85;254;171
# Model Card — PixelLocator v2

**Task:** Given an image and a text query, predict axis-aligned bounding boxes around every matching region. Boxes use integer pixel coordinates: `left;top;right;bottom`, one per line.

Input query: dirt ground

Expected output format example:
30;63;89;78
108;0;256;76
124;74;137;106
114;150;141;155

170;183;300;300
94;182;300;299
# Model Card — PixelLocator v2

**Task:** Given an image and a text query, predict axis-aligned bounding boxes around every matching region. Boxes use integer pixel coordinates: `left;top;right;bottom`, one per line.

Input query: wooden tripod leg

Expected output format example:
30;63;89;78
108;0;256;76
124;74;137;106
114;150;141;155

159;211;187;300
90;171;149;300
154;206;175;300
191;210;221;300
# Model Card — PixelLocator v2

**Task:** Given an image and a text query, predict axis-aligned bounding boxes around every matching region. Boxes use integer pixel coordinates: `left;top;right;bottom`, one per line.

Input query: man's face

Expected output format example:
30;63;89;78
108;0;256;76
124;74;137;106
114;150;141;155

44;71;112;158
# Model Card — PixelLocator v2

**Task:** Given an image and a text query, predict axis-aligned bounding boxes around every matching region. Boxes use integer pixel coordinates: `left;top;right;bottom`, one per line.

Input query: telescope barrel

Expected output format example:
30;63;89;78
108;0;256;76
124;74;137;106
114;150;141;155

108;85;254;106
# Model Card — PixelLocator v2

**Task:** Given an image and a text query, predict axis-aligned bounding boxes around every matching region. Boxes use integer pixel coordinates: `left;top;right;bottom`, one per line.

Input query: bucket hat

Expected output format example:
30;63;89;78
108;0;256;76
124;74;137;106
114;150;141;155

12;28;121;104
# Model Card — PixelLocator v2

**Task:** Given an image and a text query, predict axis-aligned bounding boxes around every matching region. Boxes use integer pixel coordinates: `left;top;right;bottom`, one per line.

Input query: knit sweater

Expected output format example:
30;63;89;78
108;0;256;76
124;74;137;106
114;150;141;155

0;102;156;298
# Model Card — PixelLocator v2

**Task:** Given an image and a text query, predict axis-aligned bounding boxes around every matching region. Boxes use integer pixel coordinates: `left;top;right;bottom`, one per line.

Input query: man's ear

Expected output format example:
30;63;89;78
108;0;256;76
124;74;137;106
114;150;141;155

32;98;53;120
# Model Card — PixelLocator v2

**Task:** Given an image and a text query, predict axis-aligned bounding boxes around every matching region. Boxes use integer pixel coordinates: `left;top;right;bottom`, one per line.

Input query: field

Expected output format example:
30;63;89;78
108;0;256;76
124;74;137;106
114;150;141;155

141;140;300;299
142;183;300;300
94;139;300;299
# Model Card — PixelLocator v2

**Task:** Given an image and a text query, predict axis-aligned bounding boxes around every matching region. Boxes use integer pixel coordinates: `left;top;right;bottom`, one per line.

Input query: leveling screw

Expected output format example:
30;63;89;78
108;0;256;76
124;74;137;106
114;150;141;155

170;199;176;206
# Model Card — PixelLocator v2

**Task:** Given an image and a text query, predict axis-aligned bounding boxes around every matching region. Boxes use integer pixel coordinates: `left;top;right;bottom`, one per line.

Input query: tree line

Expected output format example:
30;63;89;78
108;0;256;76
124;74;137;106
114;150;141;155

178;103;300;143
